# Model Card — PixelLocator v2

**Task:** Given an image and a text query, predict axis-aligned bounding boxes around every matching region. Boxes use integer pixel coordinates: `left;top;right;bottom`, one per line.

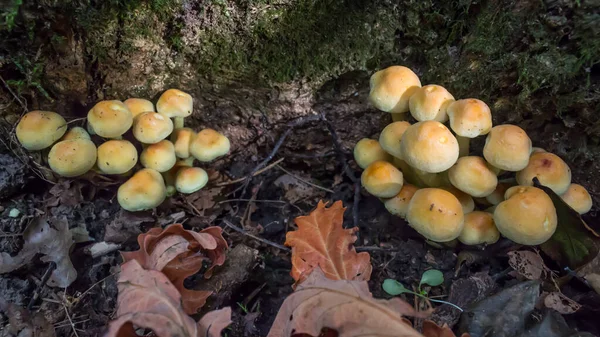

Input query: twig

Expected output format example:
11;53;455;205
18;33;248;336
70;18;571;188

320;112;358;183
27;262;56;310
223;219;290;252
218;199;288;204
62;290;80;337
72;272;119;309
0;74;28;113
54;319;90;329
353;181;361;230
276;164;334;193
355;246;402;252
284;150;335;159
216;158;284;186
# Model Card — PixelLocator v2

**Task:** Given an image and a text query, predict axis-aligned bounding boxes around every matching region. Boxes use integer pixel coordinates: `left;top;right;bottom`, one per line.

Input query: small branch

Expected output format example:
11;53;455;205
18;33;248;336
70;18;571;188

0;74;28;113
320;112;358;183
218;199;288;205
353;181;360;229
284;150;335;159
27;262;56;310
276;164;334;193
62;290;80;337
216;158;284;186
223;219;290;252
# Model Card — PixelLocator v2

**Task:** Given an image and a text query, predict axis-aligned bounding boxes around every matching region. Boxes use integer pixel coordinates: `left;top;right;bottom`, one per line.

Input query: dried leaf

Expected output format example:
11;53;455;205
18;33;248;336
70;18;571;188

104;210;154;243
266;267;425;337
121;224;228;314
422;320;470;337
0;217;76;287
46;180;83;207
103;260;231;337
543;292;581;314
285;201;372;284
508;251;548;280
275;173;321;203
584;273;600;295
0;299;56;337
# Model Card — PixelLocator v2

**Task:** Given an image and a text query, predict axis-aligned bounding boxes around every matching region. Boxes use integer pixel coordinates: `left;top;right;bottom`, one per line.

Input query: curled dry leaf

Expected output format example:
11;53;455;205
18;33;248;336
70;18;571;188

543;292;581;314
0;217;76;287
121;224;228;314
422;320;470;337
0;299;56;337
285;200;372;284
585;273;600;295
103;259;231;337
267;267;426;337
507;250;548;280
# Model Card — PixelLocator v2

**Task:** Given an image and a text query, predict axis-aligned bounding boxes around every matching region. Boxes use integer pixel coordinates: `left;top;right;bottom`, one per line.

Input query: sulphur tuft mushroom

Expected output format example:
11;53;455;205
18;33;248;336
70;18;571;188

369;65;421;115
361;161;404;198
48;139;97;177
458;211;500;245
561;183;593;214
516;152;571;195
494;186;557;245
447;99;492;157
140;140;177;173
406;188;465;242
171;127;196;159
441;186;475;214
448;156;498;197
175;167;209;194
485;182;510;205
96;140;138;175
353;138;392;169
16;111;67;151
408;84;455;122
124;98;155;119
133;111;174;144
61;127;91;141
379;121;411;159
189;128;231;162
384;183;418;219
400;121;459;173
483;124;532;171
163;157;195;196
156;89;193;129
117;168;167;211
87;100;133;139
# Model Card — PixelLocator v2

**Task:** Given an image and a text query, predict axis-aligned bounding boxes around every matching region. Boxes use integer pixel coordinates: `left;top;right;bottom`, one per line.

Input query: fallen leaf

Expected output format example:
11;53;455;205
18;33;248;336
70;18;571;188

543;292;581;314
422;320;470;337
104;210;154;243
285;201;372;284
274;173;321;203
103;259;231;337
584;273;600;294
0;217;76;287
121;224;228;314
508;250;548;280
517;309;596;337
46;180;83;207
266;267;425;337
0;299;56;337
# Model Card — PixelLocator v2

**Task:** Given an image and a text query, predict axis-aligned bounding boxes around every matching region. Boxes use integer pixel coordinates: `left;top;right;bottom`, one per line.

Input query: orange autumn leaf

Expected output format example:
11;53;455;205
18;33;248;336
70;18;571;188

285;200;372;284
422;320;470;337
121;224;228;315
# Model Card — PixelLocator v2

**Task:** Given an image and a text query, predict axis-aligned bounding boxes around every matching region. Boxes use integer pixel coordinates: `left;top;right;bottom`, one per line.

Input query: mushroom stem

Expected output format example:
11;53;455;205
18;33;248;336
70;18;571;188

456;135;470;157
391;113;408;122
173;117;185;129
413;168;445;188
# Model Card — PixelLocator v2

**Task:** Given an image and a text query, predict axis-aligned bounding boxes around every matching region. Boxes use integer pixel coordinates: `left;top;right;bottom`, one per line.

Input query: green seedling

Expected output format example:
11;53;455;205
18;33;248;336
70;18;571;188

382;269;463;311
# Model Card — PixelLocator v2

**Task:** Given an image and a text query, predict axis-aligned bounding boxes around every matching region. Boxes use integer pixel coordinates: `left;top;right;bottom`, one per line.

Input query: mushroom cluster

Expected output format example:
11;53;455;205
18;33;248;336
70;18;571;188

15;89;231;212
356;65;593;245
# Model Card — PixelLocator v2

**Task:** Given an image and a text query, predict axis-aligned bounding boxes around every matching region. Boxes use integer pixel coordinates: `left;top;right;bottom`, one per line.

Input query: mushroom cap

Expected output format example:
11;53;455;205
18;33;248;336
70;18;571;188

483;124;532;171
140;140;177;173
441;186;475;213
133;111;174;144
379;121;411;159
408;84;455;122
189;128;231;162
117;168;166;211
448;156;498;197
124;98;155;118
561;183;593;214
171;127;196;159
16;111;67;150
156;89;193;118
175;167;209;194
361;161;404;198
96;140;138;175
400;121;459;173
369;66;421;113
531;147;546;154
516;152;571;195
87;100;133;138
447;99;493;138
458;211;500;245
384;183;418;218
494;186;557;245
48;139;97;177
485;182;510;205
406;188;465;242
61;127;91;141
353;138;392;169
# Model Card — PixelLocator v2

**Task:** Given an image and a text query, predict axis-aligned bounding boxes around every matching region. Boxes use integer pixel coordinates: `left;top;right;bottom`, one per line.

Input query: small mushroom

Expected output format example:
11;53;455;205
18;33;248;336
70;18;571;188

48;139;97;177
163;157;194;196
361;161;404;198
406;188;465;242
117;168;167;211
516;152;571;195
485;182;510;205
408;84;455;122
458;211;500;245
124;98;155;119
447;99;493;157
189;128;230;162
400;121;459;173
140;140;177;172
176;167;209;194
171;127;196;159
96;140;138;175
448;156;498;197
369;65;421;114
379;121;411;159
353;138;392;169
441;186;475;213
483;124;532;171
494;186;557;245
156;89;193;129
61;127;91;141
16;111;67;150
531;147;547;154
561;183;593;214
87;100;133;139
384;183;418;219
133;111;174;144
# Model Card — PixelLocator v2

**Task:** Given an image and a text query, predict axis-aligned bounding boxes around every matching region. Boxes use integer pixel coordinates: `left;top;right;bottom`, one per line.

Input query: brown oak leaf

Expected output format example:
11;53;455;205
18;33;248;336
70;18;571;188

543;292;581;314
267;267;426;337
121;224;228;314
507;250;549;280
103;259;231;337
285;201;372;284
